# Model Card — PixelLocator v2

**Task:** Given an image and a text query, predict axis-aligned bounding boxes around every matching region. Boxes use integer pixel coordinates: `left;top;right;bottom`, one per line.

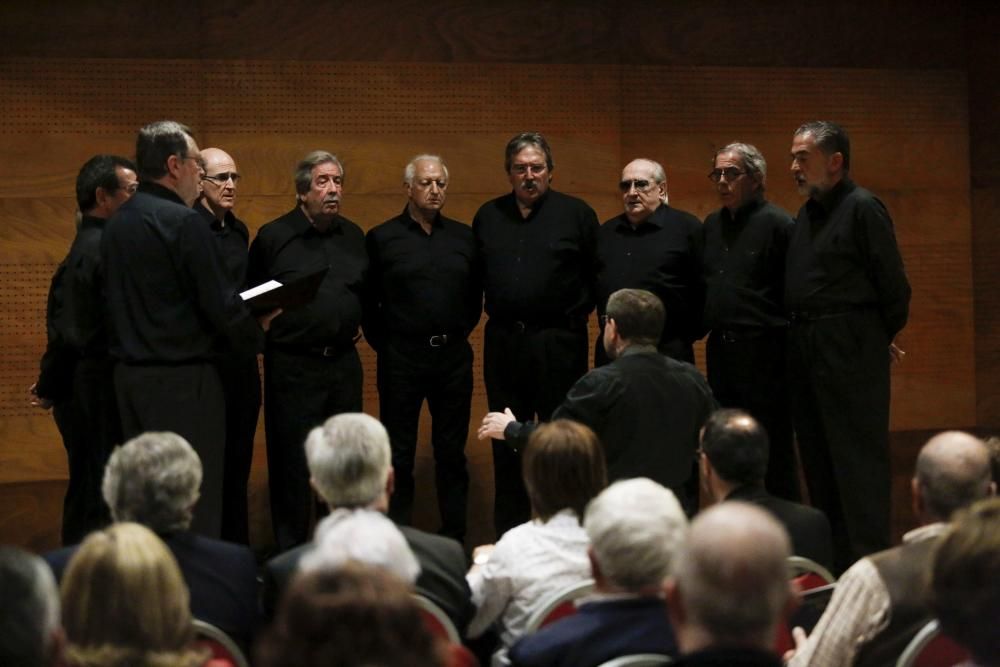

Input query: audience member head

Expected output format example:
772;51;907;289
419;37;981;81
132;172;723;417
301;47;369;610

523;420;607;523
60;522;204;667
984;435;1000;487
256;562;445;667
135;120;203;207
603;288;665;358
102;431;201;533
930;497;1000;667
700;409;769;501
584;478;688;593
300;508;421;584
0;547;62;667
75;155;138;218
666;502;793;653
305;413;393;512
912;431;994;524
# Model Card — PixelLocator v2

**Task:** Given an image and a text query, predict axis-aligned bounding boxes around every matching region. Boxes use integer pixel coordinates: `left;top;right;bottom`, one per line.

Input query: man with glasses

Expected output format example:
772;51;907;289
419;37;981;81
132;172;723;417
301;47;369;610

195;147;260;545
102;121;270;539
473;131;600;537
786;121;910;571
701;143;798;501
596;158;704;365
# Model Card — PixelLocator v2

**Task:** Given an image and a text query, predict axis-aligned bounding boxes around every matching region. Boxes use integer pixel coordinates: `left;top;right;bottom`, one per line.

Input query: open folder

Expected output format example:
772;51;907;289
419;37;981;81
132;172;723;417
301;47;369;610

240;265;329;313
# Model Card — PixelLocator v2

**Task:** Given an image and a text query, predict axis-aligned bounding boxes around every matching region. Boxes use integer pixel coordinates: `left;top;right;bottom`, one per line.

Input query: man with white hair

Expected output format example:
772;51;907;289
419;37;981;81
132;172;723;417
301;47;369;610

43;432;259;647
509;478;686;667
300;508;421;584
262;412;473;631
665;502;794;666
0;547;64;667
363;154;481;542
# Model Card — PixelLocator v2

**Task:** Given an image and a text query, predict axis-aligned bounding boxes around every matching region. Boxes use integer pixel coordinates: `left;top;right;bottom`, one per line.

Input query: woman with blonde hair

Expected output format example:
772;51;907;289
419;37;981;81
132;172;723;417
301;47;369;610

60;522;206;667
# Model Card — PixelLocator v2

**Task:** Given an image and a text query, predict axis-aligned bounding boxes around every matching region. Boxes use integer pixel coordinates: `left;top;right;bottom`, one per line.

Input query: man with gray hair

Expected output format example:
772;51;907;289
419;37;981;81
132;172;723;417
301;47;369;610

0;547;63;667
701;143;798;501
262;412;473;631
596;158;704;365
248;150;368;551
787;431;995;667
665;502;794;666
363;154;481;542
510;478;686;667
102;121;270;538
480;288;715;513
43;432;259;647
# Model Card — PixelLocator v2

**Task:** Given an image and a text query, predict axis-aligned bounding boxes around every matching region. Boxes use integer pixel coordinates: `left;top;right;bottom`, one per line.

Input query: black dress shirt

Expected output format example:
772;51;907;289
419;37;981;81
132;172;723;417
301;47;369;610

597;204;705;345
102;182;263;363
363;207;481;349
505;346;716;491
247;206;367;348
196;203;251;291
785;179;910;339
473;190;599;324
702;199;793;332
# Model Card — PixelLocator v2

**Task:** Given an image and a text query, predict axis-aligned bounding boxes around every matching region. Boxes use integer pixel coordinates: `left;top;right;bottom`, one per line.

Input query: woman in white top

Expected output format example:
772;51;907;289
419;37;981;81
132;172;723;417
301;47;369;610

467;420;608;666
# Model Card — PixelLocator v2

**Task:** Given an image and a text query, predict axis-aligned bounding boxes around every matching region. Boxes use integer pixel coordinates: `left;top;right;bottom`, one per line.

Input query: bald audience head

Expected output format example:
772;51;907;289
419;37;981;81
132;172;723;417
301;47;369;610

666;502;793;653
0;547;63;667
913;431;994;524
700;409;769;501
304;413;393;512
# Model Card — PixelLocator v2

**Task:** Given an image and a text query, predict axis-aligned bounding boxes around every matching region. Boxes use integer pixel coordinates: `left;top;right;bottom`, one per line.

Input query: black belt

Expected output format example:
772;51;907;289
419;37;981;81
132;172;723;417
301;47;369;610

270;338;358;358
390;333;462;349
490;317;586;334
713;327;784;343
788;305;870;323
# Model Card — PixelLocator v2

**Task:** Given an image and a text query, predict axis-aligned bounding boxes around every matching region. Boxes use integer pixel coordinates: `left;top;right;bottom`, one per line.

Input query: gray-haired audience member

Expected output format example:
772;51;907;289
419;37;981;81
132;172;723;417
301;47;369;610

43;432;259;646
262;413;473;630
510;478;687;667
700;409;832;569
300;508;421;584
0;547;63;667
788;431;995;667
665;502;793;667
247;148;368;552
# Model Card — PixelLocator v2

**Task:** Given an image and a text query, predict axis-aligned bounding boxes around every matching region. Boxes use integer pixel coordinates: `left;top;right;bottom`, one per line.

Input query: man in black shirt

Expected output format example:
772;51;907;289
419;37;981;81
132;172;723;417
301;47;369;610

32;154;137;545
248;150;368;551
472;132;599;536
195;147;260;545
596;158;704;365
103;120;267;538
364;155;480;542
786;121;911;570
701;143;798;501
479;289;715;514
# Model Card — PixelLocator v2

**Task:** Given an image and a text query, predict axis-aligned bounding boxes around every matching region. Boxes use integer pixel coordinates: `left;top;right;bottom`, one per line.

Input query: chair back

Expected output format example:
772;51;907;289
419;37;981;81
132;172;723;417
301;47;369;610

895;619;970;667
787;556;835;589
192;618;249;667
523;578;595;633
413;594;462;644
596;654;673;667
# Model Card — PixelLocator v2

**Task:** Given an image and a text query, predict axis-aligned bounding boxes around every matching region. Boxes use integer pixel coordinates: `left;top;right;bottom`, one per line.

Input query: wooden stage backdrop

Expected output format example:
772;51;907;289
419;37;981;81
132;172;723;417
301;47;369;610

0;1;996;553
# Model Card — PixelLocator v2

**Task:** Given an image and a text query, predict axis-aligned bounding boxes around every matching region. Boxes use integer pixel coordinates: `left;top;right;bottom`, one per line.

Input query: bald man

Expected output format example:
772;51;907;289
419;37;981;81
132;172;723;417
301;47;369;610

195;147;260;544
788;431;995;667
665;502;793;666
596;158;704;365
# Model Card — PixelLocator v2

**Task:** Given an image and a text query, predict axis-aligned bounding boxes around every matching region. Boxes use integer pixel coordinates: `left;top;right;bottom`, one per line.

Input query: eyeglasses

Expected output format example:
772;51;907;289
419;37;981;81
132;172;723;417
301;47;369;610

202;172;241;185
708;168;746;183
511;163;547;176
618;179;656;193
180;155;206;172
600;315;614;327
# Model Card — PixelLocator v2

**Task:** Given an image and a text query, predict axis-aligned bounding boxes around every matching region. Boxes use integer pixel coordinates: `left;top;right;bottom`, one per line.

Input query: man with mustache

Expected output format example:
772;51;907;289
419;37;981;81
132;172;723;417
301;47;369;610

248;150;368;551
363;155;481;543
786;121;910;571
195;147;260;545
473;132;600;537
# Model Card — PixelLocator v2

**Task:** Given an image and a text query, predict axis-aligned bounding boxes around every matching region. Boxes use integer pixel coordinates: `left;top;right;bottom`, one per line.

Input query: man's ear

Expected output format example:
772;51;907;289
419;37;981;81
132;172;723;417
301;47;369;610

828;151;844;173
385;466;395;497
587;546;604;584
664;577;685;628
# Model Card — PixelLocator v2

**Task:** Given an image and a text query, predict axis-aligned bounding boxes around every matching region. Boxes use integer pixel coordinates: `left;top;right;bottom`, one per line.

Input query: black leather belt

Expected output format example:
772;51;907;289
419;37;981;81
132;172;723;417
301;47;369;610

788;306;869;323
491;317;586;333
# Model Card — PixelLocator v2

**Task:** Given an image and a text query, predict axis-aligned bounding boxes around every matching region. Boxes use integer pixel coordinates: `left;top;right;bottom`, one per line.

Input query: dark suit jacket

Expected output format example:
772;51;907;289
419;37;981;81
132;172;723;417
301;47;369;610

44;530;258;645
725;484;834;570
262;524;474;633
509;596;677;667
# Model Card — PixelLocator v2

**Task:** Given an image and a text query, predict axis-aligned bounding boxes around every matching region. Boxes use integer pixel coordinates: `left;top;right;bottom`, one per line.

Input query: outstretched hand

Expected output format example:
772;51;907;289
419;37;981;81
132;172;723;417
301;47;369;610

477;408;516;441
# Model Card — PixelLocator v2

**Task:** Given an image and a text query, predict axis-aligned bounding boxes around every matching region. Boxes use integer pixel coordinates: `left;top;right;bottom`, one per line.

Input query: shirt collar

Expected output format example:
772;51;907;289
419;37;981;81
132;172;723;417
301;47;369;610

289;205;343;237
138;180;186;207
79;214;107;230
720;196;764;223
902;522;950;544
400;205;443;232
616;204;668;231
808;178;854;216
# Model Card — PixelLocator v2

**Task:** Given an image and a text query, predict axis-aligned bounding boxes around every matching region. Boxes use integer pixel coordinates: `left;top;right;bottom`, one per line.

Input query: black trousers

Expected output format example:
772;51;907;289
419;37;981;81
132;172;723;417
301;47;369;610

115;362;225;538
706;327;799;502
264;346;363;551
787;310;892;572
57;358;120;545
379;337;472;542
217;354;262;545
483;319;588;538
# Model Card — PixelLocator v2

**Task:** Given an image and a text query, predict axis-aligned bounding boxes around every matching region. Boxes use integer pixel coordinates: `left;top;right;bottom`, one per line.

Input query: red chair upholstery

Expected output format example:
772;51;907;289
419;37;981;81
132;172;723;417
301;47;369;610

896;620;970;667
192;619;248;667
524;579;596;633
414;594;462;644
